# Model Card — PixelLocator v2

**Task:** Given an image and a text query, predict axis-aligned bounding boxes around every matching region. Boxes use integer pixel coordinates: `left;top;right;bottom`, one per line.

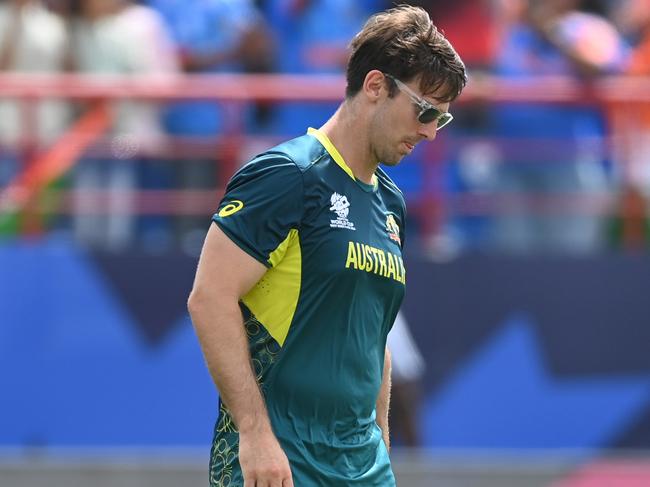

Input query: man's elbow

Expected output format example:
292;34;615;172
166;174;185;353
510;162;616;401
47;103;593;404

187;286;209;324
187;284;237;326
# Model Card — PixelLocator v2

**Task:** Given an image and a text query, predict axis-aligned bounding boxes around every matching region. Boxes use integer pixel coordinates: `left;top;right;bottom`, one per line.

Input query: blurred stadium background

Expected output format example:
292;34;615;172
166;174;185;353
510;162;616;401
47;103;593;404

2;0;650;486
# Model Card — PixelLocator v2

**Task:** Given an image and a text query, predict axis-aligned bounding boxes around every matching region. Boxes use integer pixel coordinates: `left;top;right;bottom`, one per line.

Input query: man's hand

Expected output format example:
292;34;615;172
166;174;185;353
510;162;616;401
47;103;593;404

239;430;294;487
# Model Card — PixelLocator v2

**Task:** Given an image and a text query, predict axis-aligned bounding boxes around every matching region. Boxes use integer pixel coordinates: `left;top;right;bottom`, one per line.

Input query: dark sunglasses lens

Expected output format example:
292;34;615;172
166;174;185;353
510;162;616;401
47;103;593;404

418;108;439;124
437;113;453;129
417;107;453;128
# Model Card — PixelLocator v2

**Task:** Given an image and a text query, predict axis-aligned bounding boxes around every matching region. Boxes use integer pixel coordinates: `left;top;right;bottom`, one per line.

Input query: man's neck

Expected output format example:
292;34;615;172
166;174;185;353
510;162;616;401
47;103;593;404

319;102;378;184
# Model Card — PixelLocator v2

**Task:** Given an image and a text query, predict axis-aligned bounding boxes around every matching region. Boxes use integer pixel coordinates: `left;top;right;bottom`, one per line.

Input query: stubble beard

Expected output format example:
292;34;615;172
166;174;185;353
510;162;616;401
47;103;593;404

379;144;405;166
372;134;403;167
382;152;403;166
369;112;404;167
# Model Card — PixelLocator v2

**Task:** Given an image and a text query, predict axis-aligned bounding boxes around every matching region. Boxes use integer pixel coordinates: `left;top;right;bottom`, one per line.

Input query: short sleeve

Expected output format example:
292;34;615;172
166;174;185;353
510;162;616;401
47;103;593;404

212;154;304;267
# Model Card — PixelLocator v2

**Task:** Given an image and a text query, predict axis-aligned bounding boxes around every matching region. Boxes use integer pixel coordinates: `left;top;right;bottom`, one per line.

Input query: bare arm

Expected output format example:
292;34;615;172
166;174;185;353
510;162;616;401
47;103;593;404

188;223;293;486
526;5;609;77
376;347;392;451
0;5;23;71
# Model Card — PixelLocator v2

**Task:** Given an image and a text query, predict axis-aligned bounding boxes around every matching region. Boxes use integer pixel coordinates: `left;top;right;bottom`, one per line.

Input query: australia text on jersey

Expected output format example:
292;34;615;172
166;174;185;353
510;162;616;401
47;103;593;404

344;241;406;284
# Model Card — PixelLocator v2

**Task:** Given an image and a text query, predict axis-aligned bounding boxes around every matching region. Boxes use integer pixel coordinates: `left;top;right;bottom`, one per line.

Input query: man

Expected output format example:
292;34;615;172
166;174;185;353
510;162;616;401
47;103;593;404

188;5;466;486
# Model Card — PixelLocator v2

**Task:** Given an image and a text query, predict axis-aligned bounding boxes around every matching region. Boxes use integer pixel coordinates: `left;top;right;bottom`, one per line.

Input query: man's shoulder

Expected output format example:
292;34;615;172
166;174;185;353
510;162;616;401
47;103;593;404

261;133;327;174
229;133;324;191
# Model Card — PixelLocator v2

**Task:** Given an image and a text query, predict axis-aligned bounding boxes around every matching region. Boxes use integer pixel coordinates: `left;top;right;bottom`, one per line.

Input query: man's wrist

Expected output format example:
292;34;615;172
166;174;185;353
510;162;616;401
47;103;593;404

238;414;274;437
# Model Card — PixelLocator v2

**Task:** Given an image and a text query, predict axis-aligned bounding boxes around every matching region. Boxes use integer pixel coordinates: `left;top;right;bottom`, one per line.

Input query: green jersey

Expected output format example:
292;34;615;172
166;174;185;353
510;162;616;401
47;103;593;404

210;128;406;486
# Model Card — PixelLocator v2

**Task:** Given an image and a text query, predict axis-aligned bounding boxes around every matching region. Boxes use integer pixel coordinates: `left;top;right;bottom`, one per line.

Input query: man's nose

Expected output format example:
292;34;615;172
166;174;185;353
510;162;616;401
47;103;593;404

418;122;437;141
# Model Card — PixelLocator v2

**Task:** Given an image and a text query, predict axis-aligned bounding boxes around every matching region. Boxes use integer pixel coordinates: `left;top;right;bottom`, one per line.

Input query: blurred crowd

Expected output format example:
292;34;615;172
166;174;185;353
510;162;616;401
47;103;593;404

1;0;649;253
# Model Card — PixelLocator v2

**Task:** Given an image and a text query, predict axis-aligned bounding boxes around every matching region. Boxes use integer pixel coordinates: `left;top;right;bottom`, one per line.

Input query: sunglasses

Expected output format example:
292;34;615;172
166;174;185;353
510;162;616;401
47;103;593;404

383;73;453;129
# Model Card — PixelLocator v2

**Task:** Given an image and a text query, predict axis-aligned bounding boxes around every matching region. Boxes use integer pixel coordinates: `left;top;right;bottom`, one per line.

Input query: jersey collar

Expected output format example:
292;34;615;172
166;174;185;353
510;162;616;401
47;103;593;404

307;127;378;190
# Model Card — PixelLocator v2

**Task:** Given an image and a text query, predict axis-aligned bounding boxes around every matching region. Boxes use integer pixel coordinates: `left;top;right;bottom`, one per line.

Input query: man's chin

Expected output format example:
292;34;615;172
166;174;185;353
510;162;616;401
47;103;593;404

381;156;403;167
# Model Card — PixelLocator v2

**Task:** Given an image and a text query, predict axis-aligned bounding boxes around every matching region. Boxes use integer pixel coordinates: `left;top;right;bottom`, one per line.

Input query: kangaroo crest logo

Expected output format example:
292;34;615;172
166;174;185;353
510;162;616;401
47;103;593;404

386;214;401;245
329;192;356;230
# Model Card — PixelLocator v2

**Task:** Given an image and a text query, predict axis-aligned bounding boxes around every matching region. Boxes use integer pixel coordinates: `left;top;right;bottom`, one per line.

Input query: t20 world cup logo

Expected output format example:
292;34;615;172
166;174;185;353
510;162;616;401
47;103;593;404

330;192;350;219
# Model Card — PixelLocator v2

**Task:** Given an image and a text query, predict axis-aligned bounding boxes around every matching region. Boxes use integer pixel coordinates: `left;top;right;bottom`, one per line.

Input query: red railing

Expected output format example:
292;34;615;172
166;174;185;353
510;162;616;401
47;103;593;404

0;73;648;102
0;73;649;239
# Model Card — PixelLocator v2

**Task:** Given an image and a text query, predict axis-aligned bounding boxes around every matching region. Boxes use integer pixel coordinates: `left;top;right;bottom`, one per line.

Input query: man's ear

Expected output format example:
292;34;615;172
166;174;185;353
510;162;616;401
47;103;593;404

362;69;387;102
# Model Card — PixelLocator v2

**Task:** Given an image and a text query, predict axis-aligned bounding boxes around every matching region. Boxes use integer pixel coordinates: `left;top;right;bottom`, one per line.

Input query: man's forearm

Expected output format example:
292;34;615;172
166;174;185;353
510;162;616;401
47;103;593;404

189;293;271;434
376;347;392;450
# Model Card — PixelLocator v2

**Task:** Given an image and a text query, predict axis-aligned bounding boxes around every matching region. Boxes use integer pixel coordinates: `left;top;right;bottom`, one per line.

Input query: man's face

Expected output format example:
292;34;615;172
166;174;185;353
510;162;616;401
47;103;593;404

370;76;451;167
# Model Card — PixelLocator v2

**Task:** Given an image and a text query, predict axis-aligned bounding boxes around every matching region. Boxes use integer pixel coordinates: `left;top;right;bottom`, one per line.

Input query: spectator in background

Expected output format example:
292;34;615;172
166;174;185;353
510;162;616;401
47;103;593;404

405;0;498;69
0;0;70;186
261;0;380;137
387;311;426;448
69;0;178;250
614;0;650;186
398;1;500;253
484;0;628;254
150;0;274;77
622;0;650;193
606;184;650;250
149;0;276;250
263;0;381;73
606;0;650;251
614;0;650;74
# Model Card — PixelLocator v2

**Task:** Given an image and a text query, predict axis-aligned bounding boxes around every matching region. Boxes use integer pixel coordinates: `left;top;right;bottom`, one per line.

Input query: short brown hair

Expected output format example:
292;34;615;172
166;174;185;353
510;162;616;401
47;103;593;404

346;5;467;102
